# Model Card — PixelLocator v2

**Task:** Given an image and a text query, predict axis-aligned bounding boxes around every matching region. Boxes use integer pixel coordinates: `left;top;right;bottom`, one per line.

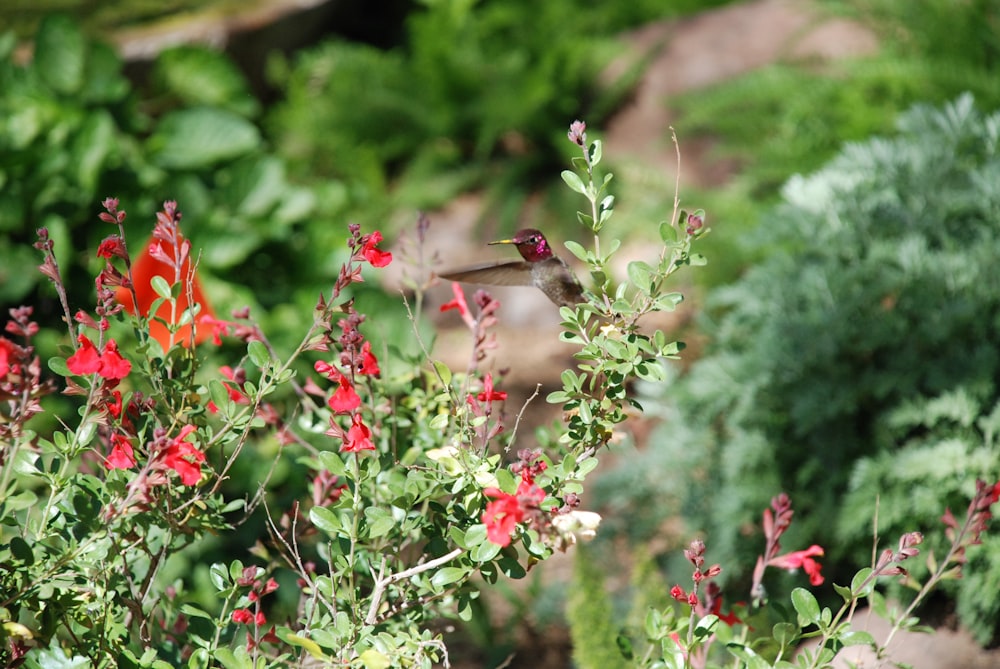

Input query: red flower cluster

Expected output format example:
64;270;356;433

66;334;131;380
482;450;548;547
231;566;281;651
751;494;826;603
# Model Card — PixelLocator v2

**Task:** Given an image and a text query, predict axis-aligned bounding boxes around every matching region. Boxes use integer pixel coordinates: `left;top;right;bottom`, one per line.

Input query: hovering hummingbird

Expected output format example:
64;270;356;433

438;228;585;307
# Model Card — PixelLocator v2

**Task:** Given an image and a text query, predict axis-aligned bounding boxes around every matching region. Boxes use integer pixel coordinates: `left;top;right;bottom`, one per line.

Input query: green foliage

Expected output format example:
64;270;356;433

266;0;693;224
625;95;1000;635
0;15;334;359
567;545;631;669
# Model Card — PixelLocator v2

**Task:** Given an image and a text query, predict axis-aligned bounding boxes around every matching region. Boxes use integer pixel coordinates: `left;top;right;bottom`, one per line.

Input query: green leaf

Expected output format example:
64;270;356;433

71;110;115;194
471;539;502;562
155;46;256;114
590;139;602;165
839;630;876;647
561;169;587;195
35;15;86;94
149;107;261;169
9;537;33;565
283;634;326;660
310;506;341;535
359;650;391;669
151;275;173;301
364;507;395;538
850;567;874;597
791;587;821;626
247;340;271;368
432;360;452;385
564;239;589;262
431;566;467;589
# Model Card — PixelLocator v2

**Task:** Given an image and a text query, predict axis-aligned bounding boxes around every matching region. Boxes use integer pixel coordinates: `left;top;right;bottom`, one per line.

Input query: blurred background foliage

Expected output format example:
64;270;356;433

2;0;1000;657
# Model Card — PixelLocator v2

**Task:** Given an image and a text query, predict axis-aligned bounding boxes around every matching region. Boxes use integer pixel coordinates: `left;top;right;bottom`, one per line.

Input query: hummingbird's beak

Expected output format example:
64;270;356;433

488;238;515;246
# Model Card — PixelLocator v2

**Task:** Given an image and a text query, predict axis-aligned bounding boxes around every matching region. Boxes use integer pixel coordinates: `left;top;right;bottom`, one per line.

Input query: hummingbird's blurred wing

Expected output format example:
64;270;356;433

438;260;534;287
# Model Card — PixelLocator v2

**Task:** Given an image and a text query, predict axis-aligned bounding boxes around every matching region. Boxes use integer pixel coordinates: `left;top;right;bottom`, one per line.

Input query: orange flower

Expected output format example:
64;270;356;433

116;235;215;350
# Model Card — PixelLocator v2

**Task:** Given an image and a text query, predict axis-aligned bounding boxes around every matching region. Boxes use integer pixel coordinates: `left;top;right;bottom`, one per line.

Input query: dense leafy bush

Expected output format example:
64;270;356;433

614;95;1000;641
265;0;733;224
0;16;339;356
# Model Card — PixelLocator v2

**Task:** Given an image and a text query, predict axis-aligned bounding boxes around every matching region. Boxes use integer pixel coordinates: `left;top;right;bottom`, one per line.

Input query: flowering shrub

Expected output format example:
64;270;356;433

1;120;996;669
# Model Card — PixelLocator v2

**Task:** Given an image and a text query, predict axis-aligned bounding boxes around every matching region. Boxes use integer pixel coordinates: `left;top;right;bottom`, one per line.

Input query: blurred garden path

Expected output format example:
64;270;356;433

427;2;1000;668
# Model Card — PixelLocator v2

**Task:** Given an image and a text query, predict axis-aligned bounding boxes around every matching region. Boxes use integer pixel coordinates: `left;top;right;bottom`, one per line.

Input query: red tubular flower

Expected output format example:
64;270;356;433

341;413;375;453
162;424;205;486
669;585;687;602
476;373;507;403
105;434;136;470
115;234;215;350
361;231;393;267
440;282;475;329
768;544;825;586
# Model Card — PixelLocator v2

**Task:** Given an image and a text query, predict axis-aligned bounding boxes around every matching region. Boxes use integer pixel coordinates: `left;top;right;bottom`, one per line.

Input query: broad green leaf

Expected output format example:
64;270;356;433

155;46;257;115
35;15;85;94
149;108;261;169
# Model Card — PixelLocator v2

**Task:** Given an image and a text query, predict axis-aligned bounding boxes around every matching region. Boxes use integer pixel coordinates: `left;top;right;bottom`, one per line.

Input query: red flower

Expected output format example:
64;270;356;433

476;373;507;403
105;434;136;470
66;335;131;380
440;282;475;329
232;609;254;625
341;413;375;453
98;339;131;380
669;585;687;602
328;372;361;414
361;231;393;267
162;424;205;486
96;235;127;261
768;544;825;586
709;597;744;627
481;480;544;547
0;337;14;377
482;488;524;547
115;234;216;350
357;340;380;376
198;314;232;346
66;335;102;375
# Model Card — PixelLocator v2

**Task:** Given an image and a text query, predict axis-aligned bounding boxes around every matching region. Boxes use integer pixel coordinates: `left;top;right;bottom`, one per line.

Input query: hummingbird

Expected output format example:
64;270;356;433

438;228;585;307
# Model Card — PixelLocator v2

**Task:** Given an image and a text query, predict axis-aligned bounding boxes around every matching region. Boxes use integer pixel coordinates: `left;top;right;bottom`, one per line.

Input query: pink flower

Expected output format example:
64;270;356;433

361;231;393;267
105;434;136;470
768;545;825;586
341;413;375;453
162;425;205;486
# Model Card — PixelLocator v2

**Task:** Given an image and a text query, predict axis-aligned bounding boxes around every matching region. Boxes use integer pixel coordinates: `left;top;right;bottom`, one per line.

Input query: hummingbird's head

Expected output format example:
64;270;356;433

489;228;552;262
